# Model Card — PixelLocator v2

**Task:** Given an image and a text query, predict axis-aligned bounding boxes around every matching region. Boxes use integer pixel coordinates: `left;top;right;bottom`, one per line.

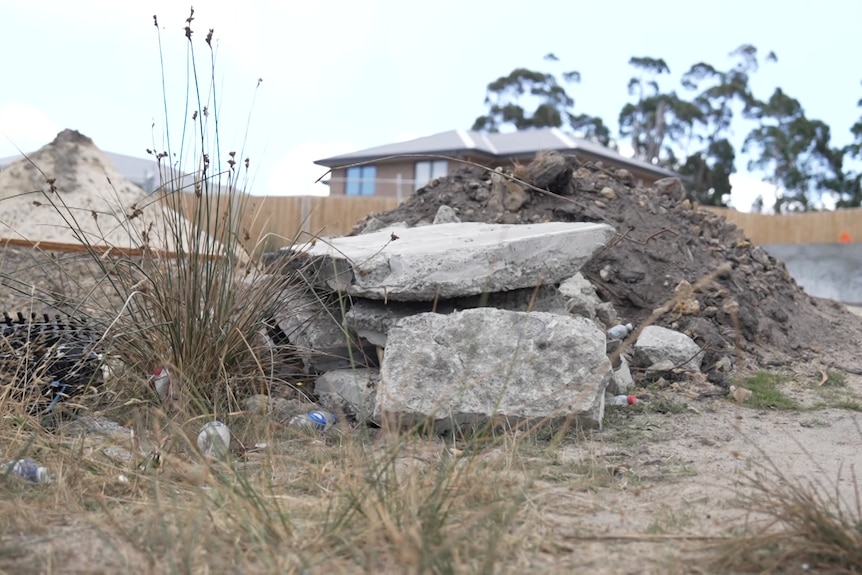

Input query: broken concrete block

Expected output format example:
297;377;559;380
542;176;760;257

432;205;461;224
289;221;615;301
595;302;619;329
315;368;379;420
634;325;703;371
607;356;634;395
344;286;568;347
274;294;377;373
559;272;601;319
375;308;612;432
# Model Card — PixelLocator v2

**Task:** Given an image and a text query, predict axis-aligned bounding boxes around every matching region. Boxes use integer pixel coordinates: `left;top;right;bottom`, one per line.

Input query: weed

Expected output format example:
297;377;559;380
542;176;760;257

711;457;862;573
736;371;800;411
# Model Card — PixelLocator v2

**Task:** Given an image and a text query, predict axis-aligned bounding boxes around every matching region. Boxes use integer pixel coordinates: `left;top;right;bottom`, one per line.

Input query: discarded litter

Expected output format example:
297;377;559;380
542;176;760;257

2;458;49;483
607;323;634;340
607;394;638;406
149;366;171;400
288;411;337;432
197;421;231;457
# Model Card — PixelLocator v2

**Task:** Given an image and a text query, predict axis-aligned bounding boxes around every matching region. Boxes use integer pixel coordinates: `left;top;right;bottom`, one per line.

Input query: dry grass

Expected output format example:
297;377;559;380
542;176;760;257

711;466;862;573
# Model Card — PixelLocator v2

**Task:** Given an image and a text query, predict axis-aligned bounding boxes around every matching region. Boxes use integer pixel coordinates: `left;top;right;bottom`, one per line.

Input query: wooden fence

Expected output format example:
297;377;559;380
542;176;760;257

4;194;859;256
706;207;860;245
183;194;860;248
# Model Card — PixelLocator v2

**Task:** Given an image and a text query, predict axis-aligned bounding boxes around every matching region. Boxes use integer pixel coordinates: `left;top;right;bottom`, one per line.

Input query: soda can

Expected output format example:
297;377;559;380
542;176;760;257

288;411;337;432
2;459;49;483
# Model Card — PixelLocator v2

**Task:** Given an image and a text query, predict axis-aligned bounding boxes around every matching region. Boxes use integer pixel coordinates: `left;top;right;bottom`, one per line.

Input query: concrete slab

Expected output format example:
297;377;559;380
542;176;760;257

289;222;615;301
764;244;862;305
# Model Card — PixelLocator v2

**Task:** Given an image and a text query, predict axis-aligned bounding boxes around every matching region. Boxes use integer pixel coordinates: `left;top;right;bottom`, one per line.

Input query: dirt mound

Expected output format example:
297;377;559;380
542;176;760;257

353;153;862;376
0;129;189;251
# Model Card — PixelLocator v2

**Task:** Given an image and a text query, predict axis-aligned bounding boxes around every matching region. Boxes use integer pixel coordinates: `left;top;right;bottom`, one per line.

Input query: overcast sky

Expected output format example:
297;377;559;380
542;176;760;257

1;0;860;211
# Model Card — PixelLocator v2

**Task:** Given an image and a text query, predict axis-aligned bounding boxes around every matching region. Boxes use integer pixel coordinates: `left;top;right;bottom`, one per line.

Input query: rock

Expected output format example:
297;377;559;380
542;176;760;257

600;186;617;200
375;308;612;432
502;181;529;212
525;151;575;195
289;222;614;301
275;294;378;372
359;218;408;235
315;368;379;420
595;302;619;328
432;205;461;225
607;356;633;395
559;272;601;319
344;286;569;347
654;177;687;202
634;326;704;371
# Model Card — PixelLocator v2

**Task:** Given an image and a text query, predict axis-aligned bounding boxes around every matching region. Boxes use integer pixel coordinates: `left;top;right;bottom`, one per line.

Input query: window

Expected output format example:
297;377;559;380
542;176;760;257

345;165;377;196
414;160;447;191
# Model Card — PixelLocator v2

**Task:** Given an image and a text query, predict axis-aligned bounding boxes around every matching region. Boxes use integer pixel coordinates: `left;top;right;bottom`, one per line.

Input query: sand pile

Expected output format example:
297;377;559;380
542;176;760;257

0;129;197;252
353;154;862;376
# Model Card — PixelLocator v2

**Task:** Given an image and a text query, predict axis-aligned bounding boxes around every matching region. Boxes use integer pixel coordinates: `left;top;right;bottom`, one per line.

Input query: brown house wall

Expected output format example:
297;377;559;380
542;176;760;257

325;152;668;198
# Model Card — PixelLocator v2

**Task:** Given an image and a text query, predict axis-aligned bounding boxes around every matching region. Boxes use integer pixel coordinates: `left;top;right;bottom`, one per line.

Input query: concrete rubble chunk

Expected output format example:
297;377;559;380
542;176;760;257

375;308;612;432
634;325;704;371
559;272;602;319
274;293;377;373
432;205;461;224
607;356;634;395
315;368;379;420
288;221;615;301
344;285;568;347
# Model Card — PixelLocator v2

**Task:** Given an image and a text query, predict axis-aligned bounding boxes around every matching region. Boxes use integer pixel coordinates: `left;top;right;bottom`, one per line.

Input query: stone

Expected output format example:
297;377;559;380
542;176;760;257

559;272;601;319
315;368;379;420
274;294;377;373
502;181;529;212
607;356;633;395
360;217;408;235
600;186;617;200
654;177;687;202
634;325;704;371
288;222;614;301
432;205;461;225
595;302;619;328
525;151;575;195
343;286;568;347
375;308;612;432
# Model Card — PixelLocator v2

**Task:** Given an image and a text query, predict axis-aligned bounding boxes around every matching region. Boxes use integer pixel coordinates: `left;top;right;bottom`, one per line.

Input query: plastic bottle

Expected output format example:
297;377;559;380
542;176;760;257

288;411;337;432
2;459;49;483
608;394;638;406
607;323;634;340
197;421;231;457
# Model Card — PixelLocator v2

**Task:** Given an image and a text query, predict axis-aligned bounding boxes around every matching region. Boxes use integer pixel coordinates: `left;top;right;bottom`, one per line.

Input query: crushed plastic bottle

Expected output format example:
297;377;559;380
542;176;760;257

607;394;638;406
197;421;231;457
607;323;634;340
288;411;337;432
2;458;49;483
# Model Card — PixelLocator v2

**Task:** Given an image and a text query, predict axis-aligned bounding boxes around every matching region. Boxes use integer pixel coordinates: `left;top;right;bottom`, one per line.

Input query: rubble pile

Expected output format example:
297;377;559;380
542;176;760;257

272;152;862;432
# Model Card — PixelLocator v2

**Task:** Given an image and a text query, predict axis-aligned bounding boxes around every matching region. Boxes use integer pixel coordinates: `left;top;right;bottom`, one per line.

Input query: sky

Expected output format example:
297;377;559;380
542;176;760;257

1;0;861;212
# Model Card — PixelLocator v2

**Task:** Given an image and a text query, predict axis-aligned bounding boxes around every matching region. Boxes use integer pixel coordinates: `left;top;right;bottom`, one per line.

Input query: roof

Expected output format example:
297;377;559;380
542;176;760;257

314;128;677;179
1;150;161;193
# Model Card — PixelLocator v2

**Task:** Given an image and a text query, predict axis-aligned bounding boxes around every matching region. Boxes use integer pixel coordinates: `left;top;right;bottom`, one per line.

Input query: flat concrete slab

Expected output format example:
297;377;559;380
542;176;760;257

289;222;615;301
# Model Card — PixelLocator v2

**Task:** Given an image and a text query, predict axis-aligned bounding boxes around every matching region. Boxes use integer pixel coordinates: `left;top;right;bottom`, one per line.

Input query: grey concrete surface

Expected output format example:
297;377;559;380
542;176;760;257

764;244;862;305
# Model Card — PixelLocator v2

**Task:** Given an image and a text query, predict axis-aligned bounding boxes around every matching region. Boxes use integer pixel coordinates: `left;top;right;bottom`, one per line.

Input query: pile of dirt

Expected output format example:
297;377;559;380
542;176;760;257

0;129;188;251
353;153;862;377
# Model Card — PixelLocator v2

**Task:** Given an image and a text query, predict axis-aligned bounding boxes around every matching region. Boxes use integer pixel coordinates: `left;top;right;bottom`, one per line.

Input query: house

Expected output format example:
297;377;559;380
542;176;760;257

314;128;677;199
